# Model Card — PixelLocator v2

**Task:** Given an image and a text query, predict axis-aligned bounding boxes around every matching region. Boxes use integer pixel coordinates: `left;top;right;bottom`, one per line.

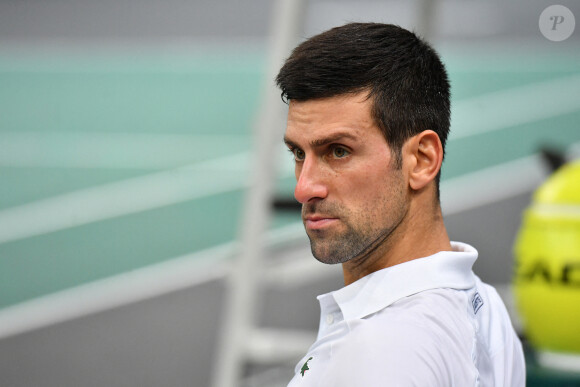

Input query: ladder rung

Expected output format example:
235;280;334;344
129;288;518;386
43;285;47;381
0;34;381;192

245;328;316;364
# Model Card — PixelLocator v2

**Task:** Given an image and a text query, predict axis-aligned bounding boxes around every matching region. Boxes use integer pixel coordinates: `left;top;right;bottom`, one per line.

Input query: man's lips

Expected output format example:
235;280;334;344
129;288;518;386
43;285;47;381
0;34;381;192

303;215;339;230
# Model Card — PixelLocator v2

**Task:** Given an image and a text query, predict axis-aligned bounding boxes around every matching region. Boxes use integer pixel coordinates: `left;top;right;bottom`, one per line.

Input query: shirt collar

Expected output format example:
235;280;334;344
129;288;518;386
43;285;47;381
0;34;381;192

320;241;478;321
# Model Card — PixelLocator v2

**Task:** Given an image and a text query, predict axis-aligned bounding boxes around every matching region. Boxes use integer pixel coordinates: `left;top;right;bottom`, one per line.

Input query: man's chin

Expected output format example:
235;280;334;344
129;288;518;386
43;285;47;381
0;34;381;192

309;240;351;265
312;255;344;265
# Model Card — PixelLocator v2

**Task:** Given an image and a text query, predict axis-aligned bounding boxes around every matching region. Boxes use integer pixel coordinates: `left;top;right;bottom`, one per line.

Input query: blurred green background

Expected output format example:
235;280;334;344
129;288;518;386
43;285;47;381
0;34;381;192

1;47;579;309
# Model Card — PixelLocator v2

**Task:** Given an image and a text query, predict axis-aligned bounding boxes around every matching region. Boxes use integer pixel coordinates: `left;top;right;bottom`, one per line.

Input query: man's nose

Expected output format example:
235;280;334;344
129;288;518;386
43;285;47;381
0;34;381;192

294;158;329;204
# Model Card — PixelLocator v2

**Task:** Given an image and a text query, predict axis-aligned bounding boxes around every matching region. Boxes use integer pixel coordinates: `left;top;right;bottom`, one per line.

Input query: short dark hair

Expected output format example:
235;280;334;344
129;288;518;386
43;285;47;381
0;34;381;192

276;23;450;198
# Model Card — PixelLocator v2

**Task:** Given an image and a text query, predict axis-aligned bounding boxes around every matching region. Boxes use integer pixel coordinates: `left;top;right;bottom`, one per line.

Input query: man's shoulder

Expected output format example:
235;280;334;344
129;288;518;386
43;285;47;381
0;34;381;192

328;289;478;385
339;290;474;357
322;282;524;386
372;287;472;331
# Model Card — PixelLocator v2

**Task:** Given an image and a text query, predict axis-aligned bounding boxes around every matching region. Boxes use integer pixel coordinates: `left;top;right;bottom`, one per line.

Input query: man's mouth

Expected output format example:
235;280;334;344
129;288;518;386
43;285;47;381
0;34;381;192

303;215;339;230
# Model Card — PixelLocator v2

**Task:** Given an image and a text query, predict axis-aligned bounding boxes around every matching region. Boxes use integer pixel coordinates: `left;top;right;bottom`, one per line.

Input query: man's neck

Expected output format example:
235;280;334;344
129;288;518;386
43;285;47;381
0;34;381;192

341;203;451;286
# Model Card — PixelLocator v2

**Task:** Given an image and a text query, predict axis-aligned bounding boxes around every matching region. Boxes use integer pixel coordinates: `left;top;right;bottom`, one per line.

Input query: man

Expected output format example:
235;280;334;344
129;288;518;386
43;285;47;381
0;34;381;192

276;23;525;386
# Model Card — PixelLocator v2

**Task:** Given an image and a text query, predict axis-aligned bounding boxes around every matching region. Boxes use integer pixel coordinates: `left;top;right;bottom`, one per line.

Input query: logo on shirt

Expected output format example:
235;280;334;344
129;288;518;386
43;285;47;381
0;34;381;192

472;292;484;315
300;357;313;377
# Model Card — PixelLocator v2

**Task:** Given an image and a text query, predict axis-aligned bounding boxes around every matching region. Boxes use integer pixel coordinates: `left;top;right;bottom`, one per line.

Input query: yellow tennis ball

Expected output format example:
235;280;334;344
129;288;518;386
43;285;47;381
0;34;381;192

514;160;580;355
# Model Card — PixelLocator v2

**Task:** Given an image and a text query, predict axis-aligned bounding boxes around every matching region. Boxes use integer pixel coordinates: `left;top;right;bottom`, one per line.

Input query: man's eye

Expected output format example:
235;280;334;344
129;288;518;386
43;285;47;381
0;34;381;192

292;148;305;161
332;147;350;158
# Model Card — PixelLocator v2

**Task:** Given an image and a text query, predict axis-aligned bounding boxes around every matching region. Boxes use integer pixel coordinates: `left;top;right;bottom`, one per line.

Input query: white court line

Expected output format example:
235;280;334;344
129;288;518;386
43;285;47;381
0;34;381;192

441;140;580;217
0;241;235;339
450;73;580;140
440;155;546;216
0;152;251;244
0;132;251;169
441;140;580;216
0;222;305;340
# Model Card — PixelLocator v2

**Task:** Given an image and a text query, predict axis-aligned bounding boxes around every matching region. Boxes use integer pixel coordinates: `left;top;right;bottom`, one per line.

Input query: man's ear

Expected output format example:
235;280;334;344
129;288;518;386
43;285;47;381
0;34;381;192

403;130;443;191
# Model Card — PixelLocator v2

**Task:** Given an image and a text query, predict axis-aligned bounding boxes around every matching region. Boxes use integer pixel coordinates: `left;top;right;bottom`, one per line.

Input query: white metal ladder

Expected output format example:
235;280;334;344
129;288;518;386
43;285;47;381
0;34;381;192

211;1;310;386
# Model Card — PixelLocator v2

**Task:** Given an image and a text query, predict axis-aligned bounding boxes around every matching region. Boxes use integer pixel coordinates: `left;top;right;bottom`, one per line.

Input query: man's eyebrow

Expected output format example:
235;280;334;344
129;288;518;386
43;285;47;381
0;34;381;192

283;132;358;148
309;132;358;147
283;137;301;151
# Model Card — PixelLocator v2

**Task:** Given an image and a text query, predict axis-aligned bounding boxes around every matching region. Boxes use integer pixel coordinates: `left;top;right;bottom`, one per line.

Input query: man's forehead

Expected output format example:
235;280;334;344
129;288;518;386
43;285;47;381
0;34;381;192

285;95;375;136
287;94;371;118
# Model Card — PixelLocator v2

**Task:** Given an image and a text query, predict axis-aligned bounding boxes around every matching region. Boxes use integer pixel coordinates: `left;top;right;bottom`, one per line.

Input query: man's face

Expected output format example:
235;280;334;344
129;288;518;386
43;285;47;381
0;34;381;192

284;93;410;264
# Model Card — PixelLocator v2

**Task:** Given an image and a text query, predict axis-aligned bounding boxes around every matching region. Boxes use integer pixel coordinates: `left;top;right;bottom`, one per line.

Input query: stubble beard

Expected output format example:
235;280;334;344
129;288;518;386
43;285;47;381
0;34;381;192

303;201;404;265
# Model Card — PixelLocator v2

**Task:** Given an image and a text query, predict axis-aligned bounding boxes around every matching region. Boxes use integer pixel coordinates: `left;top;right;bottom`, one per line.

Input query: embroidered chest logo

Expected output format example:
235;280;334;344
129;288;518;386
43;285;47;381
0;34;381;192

300;357;313;377
472;292;484;315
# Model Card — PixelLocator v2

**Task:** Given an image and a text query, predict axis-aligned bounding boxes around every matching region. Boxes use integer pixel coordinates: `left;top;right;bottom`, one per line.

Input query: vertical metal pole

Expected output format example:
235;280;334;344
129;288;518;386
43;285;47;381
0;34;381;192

211;1;307;386
415;0;437;39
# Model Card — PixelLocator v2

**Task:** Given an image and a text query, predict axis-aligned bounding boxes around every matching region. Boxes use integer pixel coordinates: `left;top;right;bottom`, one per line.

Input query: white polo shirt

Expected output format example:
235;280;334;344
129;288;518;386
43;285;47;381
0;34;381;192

288;242;525;386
